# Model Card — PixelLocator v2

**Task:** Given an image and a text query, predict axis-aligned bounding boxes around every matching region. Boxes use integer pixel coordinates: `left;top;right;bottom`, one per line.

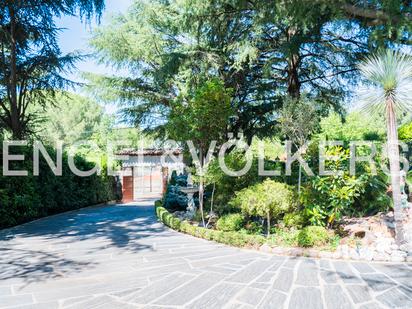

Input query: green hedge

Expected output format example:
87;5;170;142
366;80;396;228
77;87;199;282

155;202;266;248
0;144;119;229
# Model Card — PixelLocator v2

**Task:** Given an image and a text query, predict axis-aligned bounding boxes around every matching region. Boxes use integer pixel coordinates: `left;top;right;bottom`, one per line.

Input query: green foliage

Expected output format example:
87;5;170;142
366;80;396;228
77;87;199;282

216;213;244;232
0;144;117;229
167;79;233;152
35;92;107;146
91;0;402;142
301;142;389;226
318;112;385;141
163;185;187;212
156;201;337;250
242;221;263;235
34;92;154;164
230;179;294;223
205;151;282;214
399;122;412;141
155;204;265;248
279;96;320;146
302;146;369;226
0;1;104;138
156;205;181;230
168;171;187;187
297;226;330;247
167;78;233;226
154;200;163;208
283;212;306;229
267;228;300;247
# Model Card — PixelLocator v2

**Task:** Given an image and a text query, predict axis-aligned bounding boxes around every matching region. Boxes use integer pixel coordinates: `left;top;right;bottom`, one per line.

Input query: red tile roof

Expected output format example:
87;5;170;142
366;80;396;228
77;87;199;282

116;148;182;156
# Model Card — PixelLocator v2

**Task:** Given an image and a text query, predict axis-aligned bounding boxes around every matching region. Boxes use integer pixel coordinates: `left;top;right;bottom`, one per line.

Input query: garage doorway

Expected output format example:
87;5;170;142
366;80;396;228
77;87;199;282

133;166;163;196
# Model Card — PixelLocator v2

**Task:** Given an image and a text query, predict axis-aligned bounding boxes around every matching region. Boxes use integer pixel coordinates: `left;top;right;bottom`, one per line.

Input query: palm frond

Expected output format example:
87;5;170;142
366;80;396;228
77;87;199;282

356;50;412;115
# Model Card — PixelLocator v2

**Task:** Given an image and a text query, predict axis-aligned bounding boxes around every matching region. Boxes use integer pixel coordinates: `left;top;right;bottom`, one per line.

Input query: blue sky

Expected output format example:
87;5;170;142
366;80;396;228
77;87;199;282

56;0;133;114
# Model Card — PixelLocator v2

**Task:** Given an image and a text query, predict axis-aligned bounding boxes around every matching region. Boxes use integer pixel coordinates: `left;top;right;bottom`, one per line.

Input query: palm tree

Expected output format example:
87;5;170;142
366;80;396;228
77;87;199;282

357;50;412;245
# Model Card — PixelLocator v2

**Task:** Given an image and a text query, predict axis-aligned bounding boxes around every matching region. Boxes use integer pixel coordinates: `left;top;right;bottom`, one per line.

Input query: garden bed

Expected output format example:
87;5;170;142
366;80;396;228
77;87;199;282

155;201;412;262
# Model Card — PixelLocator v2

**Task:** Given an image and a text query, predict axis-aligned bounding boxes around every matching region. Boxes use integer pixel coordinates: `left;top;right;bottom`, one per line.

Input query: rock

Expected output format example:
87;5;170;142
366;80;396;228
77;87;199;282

259;244;272;253
349;248;360;260
338;244;350;259
361;232;377;246
343;223;366;236
390;255;406;262
272;247;286;255
319;251;334;259
340;212;403;261
391;250;407;258
359;248;374;261
373;252;390;262
375;238;393;254
390;244;399;250
288;248;304;256
332;251;342;260
306;249;320;258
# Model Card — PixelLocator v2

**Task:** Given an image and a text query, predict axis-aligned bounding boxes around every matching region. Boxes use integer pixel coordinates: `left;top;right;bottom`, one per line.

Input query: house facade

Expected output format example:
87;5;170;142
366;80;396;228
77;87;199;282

117;149;185;202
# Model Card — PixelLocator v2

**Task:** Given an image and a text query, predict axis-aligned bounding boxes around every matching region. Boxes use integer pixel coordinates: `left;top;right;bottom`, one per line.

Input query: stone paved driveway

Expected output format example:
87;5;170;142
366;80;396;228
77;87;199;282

0;198;411;309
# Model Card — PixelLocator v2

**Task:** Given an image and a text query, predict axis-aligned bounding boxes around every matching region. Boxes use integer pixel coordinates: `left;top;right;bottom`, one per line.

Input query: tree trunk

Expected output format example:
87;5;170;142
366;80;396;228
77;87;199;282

298;163;302;206
266;212;271;237
287;53;300;98
9;5;22;139
199;148;206;227
206;182;216;228
286;28;301;99
386;97;405;244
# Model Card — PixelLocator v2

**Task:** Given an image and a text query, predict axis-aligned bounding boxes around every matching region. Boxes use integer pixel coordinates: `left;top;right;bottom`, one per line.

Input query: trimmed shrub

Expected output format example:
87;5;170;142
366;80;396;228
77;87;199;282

155;200;163;208
216;213;244;232
297;226;330;247
155;204;265;248
230;179;295;235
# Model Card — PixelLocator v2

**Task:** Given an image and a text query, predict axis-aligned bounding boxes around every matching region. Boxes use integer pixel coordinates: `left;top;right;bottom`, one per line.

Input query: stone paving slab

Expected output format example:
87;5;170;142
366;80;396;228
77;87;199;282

0;198;411;308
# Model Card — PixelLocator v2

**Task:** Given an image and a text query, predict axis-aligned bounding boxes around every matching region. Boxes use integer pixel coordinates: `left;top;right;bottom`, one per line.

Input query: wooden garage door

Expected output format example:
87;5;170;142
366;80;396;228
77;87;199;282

122;176;133;202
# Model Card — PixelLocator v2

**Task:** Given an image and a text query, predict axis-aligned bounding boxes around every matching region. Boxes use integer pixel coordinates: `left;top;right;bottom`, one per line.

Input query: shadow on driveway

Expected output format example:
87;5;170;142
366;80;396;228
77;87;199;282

0;199;173;284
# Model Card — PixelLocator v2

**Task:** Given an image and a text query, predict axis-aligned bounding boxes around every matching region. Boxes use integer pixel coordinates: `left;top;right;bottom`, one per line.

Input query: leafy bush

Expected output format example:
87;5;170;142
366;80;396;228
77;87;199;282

307;113;390;220
216;213;244;232
283;212;306;228
297;226;330;247
204;151;282;215
267;228;300;247
0;144;118;229
230;179;295;235
243;221;263;234
302;145;388;226
399;121;412;141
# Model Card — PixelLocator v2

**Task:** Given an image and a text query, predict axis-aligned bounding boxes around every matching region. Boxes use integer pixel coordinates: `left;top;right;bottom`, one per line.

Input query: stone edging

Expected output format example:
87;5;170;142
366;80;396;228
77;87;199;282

155;201;412;263
258;243;412;262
